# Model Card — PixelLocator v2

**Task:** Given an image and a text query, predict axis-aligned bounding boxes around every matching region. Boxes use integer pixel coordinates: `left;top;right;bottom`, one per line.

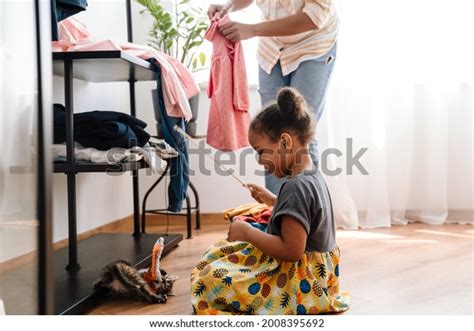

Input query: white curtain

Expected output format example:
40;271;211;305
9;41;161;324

319;0;474;228
202;0;473;228
227;0;474;228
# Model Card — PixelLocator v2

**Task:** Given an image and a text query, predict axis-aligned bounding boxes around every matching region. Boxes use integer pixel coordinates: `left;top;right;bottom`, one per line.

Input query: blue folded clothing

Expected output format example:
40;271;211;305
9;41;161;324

54;104;150;150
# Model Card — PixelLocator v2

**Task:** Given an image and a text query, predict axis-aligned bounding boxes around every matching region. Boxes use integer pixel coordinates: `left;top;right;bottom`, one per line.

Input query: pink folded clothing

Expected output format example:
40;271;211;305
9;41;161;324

53;18;199;120
204;15;250;151
120;43;199;120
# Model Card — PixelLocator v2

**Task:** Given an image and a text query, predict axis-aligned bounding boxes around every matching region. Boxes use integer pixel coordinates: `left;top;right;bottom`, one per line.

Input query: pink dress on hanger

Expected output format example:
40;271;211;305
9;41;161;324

204;15;250;151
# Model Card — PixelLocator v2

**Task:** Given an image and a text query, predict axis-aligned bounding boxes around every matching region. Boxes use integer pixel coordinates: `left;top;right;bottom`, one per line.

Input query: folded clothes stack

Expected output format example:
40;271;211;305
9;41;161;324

53;104;150;150
52;143;142;164
223;202;273;232
52;104;181;173
52;141;178;173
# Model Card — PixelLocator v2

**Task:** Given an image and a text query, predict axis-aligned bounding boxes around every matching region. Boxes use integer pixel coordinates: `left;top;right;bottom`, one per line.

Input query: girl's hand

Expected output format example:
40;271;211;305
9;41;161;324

218;21;257;43
246;183;276;206
208;3;232;20
227;219;252;242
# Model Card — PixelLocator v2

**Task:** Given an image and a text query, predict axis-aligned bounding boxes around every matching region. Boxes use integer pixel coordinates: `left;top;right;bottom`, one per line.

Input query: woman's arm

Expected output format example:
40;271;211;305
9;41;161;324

227;216;307;262
255;12;317;36
219;12;317;43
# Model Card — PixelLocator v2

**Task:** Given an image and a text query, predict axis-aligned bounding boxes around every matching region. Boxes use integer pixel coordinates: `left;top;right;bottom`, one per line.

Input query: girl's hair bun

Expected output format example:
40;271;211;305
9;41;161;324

249;87;315;144
277;87;306;118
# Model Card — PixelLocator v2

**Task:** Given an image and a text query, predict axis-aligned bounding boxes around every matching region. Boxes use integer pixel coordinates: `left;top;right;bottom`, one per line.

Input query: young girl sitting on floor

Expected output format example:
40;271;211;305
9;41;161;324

191;88;350;315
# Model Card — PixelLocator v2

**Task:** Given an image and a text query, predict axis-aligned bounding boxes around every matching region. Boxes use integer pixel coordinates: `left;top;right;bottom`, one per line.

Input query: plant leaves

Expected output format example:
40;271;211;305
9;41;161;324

137;0;208;70
199;52;206;66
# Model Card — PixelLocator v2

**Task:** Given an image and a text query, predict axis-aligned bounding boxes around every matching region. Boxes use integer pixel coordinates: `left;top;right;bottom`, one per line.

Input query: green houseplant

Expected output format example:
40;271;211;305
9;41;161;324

136;0;208;71
136;0;209;136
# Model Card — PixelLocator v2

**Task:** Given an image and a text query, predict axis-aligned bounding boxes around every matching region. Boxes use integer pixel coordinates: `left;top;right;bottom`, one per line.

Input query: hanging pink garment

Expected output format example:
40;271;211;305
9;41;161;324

204;15;250;151
121;43;198;120
53;18;199;121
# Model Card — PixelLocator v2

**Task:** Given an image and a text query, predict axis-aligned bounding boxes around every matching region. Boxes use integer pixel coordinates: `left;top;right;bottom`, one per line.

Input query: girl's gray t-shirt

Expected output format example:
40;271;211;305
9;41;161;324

266;168;336;253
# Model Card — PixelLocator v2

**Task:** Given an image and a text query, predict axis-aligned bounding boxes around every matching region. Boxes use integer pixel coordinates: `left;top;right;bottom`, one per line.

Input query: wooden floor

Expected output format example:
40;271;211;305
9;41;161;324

87;216;474;315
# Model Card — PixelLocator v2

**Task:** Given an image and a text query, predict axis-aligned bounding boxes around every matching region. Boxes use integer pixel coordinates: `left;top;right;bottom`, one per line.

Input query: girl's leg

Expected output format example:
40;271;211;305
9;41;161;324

258;62;291;194
290;43;337;165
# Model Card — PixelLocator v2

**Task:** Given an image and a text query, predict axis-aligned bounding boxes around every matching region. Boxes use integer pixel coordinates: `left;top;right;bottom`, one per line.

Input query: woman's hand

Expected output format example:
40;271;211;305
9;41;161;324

208;2;232;20
218;21;257;43
227;219;253;242
246;183;276;206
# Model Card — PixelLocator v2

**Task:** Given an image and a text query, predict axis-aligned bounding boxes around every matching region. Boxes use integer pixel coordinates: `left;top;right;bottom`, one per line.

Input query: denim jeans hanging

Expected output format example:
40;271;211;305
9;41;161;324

151;63;190;212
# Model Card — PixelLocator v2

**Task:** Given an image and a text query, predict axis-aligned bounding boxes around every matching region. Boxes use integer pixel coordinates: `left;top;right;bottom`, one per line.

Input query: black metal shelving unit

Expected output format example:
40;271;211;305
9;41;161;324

50;2;185;315
52;49;184;315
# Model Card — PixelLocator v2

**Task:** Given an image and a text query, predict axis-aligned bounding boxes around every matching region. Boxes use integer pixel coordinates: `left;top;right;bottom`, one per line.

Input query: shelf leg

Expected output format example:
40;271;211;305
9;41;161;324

185;195;192;239
128;76;141;238
65;174;80;272
189;181;201;230
132;173;140;238
64;59;80;272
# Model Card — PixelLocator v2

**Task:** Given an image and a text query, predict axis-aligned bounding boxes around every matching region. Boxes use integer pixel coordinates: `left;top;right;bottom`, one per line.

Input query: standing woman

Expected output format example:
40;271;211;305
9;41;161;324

208;0;338;194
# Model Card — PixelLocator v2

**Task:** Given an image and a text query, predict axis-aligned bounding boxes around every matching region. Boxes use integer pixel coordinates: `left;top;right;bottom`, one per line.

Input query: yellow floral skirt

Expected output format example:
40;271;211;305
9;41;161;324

190;240;350;315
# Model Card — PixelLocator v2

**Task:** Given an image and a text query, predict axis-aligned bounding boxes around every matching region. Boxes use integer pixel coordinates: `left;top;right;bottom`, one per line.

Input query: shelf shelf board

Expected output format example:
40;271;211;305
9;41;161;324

53;51;157;82
56;233;183;315
53;160;149;173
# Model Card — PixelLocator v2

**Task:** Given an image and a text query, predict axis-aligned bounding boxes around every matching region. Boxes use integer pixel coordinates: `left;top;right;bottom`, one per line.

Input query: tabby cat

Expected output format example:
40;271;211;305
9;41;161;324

93;260;177;303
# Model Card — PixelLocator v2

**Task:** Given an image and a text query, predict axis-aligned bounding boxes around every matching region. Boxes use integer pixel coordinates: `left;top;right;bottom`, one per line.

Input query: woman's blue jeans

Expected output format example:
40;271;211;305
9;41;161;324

258;43;337;194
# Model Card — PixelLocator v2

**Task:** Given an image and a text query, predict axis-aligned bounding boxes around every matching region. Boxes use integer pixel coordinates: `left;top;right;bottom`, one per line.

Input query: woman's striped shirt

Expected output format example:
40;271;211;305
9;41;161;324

256;0;339;75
